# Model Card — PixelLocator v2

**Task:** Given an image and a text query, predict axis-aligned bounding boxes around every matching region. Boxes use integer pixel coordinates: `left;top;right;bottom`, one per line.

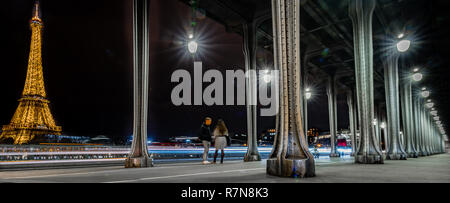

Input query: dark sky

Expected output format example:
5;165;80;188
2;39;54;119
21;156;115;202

0;0;284;143
2;0;448;143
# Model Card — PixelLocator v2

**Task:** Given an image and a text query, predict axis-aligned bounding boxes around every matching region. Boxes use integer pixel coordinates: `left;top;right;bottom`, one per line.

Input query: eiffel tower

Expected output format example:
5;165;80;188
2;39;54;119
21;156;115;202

0;0;62;145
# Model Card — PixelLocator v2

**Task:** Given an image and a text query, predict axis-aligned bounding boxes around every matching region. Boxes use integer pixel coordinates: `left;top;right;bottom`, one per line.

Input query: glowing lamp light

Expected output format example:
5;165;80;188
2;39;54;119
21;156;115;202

305;88;312;100
373;119;378;126
263;74;272;83
380;122;386;129
397;39;411;52
421;90;430;98
188;40;198;54
188;34;194;39
261;70;272;83
305;92;312;100
398;33;405;39
413;68;420;73
412;73;423;82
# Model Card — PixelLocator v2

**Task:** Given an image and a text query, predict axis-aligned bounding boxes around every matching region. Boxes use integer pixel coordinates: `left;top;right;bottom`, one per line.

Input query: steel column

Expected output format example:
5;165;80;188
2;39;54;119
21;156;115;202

384;53;407;160
327;75;339;157
414;97;425;156
347;90;357;156
349;0;383;164
400;77;418;158
125;0;153;168
267;0;315;178
243;21;261;162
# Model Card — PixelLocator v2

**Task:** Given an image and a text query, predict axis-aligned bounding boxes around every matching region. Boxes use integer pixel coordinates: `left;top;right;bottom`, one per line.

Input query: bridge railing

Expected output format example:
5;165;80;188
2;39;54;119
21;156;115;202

0;145;276;162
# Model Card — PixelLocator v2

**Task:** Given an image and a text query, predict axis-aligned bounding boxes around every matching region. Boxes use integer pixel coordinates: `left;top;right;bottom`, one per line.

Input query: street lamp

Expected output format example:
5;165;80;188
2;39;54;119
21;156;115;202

412;72;423;82
188;40;198;54
305;88;312;100
421;89;430;98
263;74;272;84
397;39;411;53
303;87;313;137
260;70;272;83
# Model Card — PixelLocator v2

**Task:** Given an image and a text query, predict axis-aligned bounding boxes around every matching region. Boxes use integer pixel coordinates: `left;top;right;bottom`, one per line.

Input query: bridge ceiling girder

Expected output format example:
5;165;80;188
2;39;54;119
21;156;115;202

178;0;438;101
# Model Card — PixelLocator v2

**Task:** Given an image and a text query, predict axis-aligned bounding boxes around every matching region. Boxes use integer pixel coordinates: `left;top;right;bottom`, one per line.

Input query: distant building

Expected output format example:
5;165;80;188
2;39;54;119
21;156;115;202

259;129;276;146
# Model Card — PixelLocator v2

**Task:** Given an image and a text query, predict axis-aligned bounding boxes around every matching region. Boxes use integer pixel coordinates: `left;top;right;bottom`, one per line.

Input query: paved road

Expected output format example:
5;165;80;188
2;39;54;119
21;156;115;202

1;153;449;183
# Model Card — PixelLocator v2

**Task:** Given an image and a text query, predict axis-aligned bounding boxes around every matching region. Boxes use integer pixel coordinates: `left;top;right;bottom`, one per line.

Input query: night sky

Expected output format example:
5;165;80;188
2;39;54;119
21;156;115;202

1;0;448;144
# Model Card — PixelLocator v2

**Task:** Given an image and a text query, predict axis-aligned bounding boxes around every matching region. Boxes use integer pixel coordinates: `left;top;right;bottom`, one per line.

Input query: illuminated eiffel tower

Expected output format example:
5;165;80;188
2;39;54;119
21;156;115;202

0;0;62;145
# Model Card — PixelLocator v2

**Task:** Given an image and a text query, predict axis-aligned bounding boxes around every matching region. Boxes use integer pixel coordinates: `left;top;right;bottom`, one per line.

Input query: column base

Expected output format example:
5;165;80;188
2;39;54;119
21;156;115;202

418;152;427;156
125;156;153;168
386;153;408;160
244;153;261;162
355;154;384;164
267;158;315;178
407;152;419;158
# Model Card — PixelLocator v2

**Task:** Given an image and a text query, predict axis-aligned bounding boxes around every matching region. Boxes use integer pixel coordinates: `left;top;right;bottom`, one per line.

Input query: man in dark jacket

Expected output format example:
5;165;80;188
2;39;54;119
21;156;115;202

199;117;212;164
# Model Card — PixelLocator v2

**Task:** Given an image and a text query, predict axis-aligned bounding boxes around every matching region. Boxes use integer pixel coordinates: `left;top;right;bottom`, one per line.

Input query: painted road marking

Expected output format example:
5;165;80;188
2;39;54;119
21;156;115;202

105;168;266;183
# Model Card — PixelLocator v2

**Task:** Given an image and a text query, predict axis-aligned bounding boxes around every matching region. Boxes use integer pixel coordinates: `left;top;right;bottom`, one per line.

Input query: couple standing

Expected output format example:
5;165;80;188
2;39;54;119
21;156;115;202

198;117;228;165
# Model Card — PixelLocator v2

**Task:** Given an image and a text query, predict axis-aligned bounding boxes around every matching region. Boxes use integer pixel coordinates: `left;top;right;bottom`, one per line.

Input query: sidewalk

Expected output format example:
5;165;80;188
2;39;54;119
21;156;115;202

0;153;448;183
